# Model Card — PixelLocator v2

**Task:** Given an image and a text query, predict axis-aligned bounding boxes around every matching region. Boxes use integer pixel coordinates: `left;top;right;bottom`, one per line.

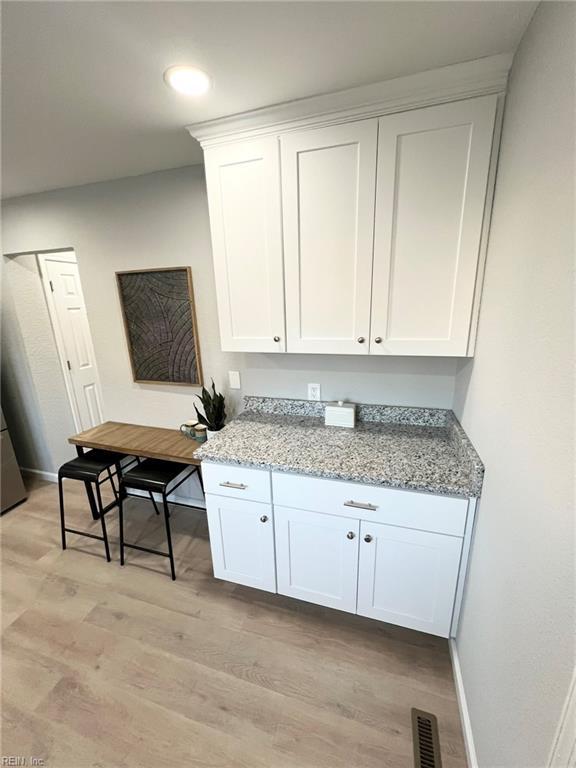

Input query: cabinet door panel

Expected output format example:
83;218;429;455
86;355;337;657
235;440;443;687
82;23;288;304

206;494;276;592
204;139;285;352
371;96;497;356
282;120;377;354
357;521;462;637
275;507;359;612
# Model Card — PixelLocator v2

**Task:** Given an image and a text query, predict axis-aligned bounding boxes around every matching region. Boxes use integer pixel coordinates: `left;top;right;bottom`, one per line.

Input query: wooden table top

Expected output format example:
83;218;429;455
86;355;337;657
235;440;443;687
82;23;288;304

68;421;202;465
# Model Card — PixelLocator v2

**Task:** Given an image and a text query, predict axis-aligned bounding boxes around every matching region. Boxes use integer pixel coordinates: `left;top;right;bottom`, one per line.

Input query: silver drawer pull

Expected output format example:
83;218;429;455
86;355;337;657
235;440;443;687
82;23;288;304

219;481;247;490
343;500;378;511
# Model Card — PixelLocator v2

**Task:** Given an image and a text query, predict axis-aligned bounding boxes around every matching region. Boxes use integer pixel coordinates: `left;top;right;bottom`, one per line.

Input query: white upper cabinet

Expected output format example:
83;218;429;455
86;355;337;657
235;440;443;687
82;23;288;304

191;57;508;357
281;121;377;354
204;138;286;352
370;96;497;356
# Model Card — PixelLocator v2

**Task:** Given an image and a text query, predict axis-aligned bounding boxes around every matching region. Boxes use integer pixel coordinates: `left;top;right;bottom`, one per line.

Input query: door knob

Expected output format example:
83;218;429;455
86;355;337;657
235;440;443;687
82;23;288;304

346;531;356;540
357;337;365;344
260;515;268;523
364;534;373;543
273;336;280;342
374;337;382;344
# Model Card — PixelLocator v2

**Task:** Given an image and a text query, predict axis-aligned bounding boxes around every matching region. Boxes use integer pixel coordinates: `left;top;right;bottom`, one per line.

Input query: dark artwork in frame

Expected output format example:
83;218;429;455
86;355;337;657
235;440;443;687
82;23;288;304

116;267;203;386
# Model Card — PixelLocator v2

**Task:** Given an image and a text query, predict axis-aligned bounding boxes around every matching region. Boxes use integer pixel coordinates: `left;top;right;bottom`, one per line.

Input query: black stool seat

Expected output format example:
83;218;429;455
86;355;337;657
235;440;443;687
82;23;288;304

58;448;130;564
122;458;185;493
59;449;128;482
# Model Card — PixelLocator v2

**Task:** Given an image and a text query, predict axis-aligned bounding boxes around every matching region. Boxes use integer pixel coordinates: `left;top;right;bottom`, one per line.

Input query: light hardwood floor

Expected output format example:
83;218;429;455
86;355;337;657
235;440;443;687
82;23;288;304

1;477;468;768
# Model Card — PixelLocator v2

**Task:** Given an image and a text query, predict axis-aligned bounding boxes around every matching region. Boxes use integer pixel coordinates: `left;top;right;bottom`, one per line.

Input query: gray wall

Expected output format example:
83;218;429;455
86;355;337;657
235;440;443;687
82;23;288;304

453;3;575;766
2;165;458;473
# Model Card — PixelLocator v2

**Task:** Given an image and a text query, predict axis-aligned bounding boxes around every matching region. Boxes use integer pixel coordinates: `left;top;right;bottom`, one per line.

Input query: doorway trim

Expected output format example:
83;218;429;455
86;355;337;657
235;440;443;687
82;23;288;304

548;670;576;767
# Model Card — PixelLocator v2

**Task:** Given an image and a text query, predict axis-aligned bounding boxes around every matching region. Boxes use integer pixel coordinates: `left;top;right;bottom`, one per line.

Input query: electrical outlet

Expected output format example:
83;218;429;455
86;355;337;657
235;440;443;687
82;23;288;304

228;371;241;390
308;383;321;401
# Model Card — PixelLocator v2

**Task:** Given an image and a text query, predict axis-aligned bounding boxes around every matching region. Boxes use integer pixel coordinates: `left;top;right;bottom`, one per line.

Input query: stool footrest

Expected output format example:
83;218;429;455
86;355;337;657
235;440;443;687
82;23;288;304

123;542;171;559
64;527;106;543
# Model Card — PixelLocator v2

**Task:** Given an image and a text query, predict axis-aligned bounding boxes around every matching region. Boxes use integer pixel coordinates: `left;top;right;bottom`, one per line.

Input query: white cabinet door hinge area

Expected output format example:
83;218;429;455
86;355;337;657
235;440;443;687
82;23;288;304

357;521;463;637
274;507;360;612
204;138;286;352
370;95;497;356
206;494;277;592
281;120;377;354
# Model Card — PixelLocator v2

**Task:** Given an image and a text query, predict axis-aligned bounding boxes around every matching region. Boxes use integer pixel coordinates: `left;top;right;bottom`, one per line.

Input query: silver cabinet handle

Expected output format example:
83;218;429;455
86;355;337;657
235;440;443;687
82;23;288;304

357;336;365;343
343;500;378;511
219;481;247;490
364;534;373;543
346;531;356;540
273;336;280;342
260;515;268;523
374;337;382;344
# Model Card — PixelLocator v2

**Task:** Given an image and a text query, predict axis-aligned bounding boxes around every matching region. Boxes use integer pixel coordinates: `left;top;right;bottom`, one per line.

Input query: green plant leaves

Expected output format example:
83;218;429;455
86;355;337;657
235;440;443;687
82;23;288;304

194;378;226;431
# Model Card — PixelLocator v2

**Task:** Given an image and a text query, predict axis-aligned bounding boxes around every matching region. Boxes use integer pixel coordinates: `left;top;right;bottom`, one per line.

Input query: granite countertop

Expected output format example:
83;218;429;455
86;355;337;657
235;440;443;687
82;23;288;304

196;397;484;498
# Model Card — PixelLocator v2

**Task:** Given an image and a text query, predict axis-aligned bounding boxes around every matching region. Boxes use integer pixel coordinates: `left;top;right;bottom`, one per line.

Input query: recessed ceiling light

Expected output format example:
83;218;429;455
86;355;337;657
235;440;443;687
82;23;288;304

164;66;211;96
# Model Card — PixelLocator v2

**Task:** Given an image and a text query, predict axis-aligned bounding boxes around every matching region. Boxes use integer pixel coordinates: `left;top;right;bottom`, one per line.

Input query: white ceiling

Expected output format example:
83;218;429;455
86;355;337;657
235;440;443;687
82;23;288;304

2;1;536;199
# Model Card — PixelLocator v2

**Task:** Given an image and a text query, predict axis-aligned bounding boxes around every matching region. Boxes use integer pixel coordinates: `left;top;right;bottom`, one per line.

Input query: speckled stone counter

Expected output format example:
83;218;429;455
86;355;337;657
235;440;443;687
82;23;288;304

195;397;484;498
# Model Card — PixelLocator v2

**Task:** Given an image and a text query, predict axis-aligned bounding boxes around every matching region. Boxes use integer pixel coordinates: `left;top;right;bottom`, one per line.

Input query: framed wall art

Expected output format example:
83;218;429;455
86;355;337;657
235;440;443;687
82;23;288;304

116;266;203;386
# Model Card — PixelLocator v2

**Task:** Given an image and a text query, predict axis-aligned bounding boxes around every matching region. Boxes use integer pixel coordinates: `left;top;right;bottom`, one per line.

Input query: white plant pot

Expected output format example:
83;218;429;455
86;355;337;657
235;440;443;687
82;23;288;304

206;429;220;440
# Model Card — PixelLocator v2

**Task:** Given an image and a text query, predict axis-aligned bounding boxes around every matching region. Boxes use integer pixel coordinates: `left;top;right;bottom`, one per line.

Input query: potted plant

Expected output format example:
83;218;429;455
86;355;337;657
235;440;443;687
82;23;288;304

194;380;226;438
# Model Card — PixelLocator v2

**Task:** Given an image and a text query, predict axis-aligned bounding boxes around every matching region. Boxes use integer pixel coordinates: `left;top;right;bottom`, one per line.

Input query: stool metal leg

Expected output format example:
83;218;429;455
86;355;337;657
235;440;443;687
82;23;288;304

106;466;119;503
76;446;100;521
148;491;161;516
58;475;67;551
94;481;111;563
117;462;127;500
162;492;176;581
119;487;125;566
196;465;204;495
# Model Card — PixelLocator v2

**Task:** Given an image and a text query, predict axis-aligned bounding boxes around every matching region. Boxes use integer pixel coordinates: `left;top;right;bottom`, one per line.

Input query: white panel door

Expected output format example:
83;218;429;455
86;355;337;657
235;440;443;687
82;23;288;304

204;138;286;352
281;120;377;354
357;521;463;637
206;494;276;593
41;253;103;431
371;96;497;356
275;507;360;612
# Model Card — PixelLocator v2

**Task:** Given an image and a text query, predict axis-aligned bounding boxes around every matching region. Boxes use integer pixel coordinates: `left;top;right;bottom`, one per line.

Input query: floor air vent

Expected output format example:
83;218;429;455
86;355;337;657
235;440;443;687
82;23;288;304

411;708;443;768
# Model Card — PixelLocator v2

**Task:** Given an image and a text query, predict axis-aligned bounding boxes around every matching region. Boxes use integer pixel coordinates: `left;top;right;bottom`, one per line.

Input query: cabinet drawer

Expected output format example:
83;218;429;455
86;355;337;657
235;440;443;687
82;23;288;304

272;472;468;536
202;462;271;503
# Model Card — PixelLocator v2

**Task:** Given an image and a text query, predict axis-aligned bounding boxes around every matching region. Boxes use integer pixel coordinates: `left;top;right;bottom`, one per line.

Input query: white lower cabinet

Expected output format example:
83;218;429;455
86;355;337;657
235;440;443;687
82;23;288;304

274;507;360;613
205;494;276;593
204;463;473;637
357;521;463;638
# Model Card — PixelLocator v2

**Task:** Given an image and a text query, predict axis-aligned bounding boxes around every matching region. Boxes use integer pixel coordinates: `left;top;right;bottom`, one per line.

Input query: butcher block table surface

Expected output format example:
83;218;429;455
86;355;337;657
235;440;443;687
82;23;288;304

69;421;201;465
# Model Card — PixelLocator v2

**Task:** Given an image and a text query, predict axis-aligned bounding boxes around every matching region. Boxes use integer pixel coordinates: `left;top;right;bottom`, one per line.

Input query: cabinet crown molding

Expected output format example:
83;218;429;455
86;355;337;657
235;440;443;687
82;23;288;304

187;53;512;147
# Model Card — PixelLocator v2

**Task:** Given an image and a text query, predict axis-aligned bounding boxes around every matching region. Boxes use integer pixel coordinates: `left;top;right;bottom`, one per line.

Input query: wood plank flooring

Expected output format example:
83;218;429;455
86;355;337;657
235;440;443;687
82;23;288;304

1;477;468;767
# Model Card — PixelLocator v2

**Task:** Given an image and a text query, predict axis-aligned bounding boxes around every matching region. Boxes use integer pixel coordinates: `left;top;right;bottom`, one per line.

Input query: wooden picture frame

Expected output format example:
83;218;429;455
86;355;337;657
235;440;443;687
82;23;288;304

116;266;203;386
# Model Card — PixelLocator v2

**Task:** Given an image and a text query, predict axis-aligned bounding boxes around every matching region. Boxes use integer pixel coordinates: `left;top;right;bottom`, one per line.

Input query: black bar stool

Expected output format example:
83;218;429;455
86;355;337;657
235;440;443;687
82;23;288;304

58;449;130;561
119;459;201;580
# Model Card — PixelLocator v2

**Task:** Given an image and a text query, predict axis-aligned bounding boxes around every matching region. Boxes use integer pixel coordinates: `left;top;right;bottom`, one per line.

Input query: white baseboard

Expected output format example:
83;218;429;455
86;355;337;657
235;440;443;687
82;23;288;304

21;467;58;483
449;639;478;768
